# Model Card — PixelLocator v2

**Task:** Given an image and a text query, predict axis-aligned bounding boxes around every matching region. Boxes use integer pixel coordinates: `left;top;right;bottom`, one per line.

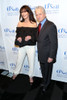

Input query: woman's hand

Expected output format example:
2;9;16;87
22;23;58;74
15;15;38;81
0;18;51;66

25;36;31;41
17;37;22;43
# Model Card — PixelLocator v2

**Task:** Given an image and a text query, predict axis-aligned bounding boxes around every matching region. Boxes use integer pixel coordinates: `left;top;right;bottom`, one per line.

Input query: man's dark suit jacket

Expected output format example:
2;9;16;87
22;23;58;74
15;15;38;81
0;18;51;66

37;19;58;63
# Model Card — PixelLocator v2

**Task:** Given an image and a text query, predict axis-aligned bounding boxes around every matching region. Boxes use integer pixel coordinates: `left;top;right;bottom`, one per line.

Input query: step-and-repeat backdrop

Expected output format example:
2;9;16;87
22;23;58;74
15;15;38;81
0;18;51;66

0;0;67;82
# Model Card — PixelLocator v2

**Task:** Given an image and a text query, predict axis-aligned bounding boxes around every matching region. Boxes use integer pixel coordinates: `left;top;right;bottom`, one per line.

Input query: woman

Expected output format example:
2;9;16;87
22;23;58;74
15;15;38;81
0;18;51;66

13;5;37;84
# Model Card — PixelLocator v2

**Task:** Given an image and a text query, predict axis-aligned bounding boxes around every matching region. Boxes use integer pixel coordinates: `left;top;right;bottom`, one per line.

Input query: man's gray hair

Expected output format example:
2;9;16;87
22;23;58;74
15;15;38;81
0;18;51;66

35;6;46;14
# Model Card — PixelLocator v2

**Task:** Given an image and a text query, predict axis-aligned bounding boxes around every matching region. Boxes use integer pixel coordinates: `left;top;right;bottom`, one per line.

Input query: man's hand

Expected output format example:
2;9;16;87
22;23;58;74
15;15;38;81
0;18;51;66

47;57;53;63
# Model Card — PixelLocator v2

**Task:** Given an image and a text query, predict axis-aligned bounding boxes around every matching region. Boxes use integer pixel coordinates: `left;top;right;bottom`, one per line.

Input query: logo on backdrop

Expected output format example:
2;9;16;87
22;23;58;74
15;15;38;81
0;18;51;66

29;3;59;14
64;51;67;60
10;63;16;69
6;3;59;16
7;6;19;16
24;65;29;71
56;69;67;78
12;47;18;54
58;28;67;38
4;28;15;36
44;3;59;14
0;45;5;52
0;62;4;66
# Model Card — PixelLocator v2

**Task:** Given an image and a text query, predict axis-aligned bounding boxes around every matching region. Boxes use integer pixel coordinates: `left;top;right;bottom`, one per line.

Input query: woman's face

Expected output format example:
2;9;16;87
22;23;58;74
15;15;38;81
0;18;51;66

21;9;29;20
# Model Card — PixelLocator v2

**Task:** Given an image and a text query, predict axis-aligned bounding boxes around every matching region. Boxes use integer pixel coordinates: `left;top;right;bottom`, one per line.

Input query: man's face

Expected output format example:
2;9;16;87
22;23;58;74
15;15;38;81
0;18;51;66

35;8;46;22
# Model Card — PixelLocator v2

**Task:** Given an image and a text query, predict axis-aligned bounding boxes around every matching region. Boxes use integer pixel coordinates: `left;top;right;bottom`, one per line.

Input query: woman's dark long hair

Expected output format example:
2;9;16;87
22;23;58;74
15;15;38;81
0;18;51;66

19;5;36;22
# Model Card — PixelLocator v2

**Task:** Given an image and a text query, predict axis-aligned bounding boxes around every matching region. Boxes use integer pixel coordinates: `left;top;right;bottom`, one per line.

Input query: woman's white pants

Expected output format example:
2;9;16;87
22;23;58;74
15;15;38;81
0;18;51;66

13;46;36;78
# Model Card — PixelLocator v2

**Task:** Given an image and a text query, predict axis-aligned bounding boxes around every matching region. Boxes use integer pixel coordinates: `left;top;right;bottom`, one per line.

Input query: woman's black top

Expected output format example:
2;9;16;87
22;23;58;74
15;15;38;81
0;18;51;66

15;27;37;47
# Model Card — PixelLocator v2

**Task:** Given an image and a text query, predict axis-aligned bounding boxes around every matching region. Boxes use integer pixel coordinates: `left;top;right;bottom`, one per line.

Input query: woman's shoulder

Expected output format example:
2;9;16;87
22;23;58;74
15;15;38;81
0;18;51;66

16;21;37;29
17;21;23;27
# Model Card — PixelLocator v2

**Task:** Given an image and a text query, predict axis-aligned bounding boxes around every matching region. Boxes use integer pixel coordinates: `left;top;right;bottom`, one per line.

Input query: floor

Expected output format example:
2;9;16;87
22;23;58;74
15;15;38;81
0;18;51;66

0;69;67;100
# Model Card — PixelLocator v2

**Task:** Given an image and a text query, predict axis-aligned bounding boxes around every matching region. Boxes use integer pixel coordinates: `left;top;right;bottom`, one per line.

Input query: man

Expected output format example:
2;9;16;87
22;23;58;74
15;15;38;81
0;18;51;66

35;6;58;93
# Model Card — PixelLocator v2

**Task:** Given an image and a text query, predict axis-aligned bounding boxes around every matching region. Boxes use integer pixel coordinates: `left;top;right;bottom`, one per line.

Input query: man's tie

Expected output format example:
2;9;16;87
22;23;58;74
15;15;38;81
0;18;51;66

38;23;41;34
